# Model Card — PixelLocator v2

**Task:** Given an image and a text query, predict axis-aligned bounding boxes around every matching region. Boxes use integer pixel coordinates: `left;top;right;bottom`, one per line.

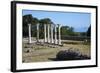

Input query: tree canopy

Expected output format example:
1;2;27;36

23;15;53;38
61;26;78;36
87;26;91;37
23;14;33;24
39;18;53;25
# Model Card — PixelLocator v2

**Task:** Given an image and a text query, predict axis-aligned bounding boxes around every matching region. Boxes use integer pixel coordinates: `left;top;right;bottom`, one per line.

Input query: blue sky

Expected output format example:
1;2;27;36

22;10;91;32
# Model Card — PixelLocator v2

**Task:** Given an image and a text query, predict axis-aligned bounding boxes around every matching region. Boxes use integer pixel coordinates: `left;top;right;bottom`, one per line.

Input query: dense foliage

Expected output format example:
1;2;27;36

87;26;91;37
56;49;90;60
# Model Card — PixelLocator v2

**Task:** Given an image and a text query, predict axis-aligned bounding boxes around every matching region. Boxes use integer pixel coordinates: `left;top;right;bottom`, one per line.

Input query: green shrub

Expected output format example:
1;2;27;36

56;49;90;60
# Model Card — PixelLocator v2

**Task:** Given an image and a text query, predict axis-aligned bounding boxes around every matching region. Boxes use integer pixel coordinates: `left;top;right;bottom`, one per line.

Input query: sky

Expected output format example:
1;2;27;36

22;10;91;32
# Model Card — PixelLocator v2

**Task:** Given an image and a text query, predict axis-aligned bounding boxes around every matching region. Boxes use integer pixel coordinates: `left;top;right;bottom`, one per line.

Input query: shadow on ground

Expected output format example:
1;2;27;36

48;57;90;61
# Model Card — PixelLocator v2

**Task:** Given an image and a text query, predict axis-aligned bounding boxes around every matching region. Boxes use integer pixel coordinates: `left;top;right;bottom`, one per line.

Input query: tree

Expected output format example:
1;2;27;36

39;18;53;43
61;26;77;36
69;27;74;32
32;17;39;42
23;14;39;43
23;14;33;43
39;18;53;24
23;14;33;37
87;26;91;37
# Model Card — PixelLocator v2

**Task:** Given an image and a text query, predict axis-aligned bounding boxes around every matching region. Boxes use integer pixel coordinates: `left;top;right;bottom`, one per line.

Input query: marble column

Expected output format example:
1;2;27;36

47;24;50;43
36;23;39;42
58;24;61;45
28;24;31;44
50;24;54;44
54;24;57;44
44;24;47;43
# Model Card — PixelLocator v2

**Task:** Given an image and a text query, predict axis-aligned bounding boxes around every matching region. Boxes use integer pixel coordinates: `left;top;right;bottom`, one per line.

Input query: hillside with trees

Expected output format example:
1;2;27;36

23;14;90;39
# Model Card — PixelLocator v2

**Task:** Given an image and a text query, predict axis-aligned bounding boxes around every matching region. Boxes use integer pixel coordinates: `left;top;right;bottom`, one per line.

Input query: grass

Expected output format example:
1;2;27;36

62;40;90;45
33;46;49;50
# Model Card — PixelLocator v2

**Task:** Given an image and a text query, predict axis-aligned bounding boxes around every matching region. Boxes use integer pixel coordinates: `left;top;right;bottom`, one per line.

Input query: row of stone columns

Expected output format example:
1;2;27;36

44;24;61;45
28;23;61;45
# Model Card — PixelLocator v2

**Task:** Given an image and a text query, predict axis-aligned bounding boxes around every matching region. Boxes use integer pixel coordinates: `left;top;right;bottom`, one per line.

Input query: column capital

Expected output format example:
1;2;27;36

57;24;61;27
28;23;31;25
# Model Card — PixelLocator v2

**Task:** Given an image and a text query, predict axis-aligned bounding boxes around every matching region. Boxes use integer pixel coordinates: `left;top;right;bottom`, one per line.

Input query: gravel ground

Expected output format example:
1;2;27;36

22;38;90;63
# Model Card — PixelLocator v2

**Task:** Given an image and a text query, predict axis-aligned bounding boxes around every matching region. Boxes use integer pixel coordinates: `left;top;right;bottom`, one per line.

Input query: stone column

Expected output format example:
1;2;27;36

47;24;50;43
54;24;57;44
28;24;31;44
58;24;61;45
36;23;39;42
50;24;54;44
44;24;47;43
